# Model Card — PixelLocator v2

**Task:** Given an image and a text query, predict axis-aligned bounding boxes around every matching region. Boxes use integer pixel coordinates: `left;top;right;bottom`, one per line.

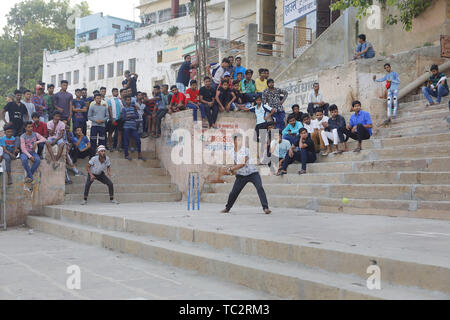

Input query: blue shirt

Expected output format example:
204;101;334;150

233;66;247;80
176;61;192;87
350;110;373;136
121;106;139;130
376;72;401;91
356;41;375;59
72;99;87;122
72;135;89;151
282;121;303;136
0;136;17;153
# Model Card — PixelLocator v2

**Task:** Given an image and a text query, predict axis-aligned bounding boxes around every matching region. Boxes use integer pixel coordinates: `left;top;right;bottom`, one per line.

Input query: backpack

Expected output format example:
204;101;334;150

210;63;221;78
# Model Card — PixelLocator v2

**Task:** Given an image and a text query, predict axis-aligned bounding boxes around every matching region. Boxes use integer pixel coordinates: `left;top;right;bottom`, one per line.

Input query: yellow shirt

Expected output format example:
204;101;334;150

255;78;268;93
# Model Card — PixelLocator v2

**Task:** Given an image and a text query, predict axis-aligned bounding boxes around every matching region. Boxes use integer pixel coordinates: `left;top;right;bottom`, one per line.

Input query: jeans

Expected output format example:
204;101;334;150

20;152;41;180
3;153;13;173
422;85;449;104
37;142;45;158
84;172;114;200
345;124;371;143
156;108;168;134
225;172;269;210
71;147;94;163
123;127;141;157
387;89;399;118
90;126;106;152
186;103;206;122
176;83;186;94
281;148;316;171
205;103;220;127
272;110;286;130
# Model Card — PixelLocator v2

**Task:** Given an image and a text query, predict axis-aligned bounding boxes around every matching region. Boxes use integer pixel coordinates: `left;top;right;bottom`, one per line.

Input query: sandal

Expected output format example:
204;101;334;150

353;147;361;153
298;170;306;175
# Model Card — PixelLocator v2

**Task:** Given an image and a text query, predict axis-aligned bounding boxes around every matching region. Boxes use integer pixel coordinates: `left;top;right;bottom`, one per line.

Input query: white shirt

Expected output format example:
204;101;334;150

231;147;258;176
270;139;291;158
311;116;329;130
22;100;36;120
213;67;225;84
303;122;315;134
250;104;272;125
308;91;323;104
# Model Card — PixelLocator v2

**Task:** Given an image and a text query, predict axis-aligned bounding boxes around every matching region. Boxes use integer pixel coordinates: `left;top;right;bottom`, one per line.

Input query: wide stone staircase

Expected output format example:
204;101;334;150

202;97;450;220
65;147;182;204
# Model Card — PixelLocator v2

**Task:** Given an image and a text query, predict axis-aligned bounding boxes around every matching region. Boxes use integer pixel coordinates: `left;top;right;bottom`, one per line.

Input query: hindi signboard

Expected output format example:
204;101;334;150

284;0;317;26
115;29;135;45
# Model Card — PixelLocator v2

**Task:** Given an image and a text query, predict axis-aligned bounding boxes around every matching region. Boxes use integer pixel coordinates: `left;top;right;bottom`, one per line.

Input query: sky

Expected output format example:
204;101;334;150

0;0;139;31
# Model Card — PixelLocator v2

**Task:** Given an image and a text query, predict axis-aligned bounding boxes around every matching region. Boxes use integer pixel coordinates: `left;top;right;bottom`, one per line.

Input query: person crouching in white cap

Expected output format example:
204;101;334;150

81;145;119;205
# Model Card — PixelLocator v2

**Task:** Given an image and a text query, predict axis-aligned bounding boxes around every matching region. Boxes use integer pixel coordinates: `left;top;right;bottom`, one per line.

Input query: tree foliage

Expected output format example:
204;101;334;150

331;0;434;32
0;0;91;105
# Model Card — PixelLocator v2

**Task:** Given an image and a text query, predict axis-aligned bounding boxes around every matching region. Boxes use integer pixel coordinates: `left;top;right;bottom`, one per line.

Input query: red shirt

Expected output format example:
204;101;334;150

32;121;49;138
171;92;186;106
185;88;199;104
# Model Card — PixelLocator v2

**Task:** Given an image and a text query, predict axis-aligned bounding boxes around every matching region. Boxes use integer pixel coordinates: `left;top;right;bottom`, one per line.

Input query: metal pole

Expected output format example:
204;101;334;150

17;30;22;90
187;173;191;211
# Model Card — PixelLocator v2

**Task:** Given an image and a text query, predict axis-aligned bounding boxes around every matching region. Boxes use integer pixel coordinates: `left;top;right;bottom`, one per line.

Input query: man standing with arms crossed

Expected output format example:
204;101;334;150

54;80;73;122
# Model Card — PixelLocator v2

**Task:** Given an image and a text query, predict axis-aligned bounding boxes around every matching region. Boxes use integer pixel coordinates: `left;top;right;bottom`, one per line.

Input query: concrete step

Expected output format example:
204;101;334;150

318;144;450;163
375;132;450;149
201;193;450;220
73;167;168;176
391;109;449;124
205;183;450;202
376;124;449;138
27;214;449;299
382;117;448;131
399;98;449;110
291;157;450;174
101;151;157;159
64;192;182;204
66;183;178;194
221;172;450;185
69;174;172;185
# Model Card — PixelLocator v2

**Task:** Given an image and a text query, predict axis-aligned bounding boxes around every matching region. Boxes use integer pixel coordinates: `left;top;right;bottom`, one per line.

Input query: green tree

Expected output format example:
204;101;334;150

331;0;434;31
0;0;91;105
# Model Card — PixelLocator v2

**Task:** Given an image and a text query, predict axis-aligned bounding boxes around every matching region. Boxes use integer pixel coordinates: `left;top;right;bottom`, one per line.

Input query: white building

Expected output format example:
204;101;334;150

42;0;262;95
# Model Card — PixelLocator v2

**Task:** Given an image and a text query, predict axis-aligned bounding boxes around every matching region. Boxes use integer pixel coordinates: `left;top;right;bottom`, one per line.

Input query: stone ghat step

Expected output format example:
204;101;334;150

287;157;450;174
399;97;449;109
221;171;450;186
201;193;450;220
376;124;449;138
73;167;168;176
373;132;450;149
390;108;449;124
66;183;178;194
76;158;161;168
26;215;448;300
204;183;450;202
38;204;450;296
99;151;157;160
64;192;182;204
69;174;172;185
317;143;450;163
378;117;448;131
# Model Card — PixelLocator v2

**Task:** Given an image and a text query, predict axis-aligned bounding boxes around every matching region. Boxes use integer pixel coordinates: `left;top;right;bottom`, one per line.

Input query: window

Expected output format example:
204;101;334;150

58;73;64;84
117;61;124;77
158;8;172;23
89;67;95;81
112;24;121;32
179;4;188;17
142;12;156;25
89;31;97;41
73;70;80;84
128;58;136;74
51;75;56;85
107;63;114;78
65;72;72;85
98;65;105;80
157;51;163;63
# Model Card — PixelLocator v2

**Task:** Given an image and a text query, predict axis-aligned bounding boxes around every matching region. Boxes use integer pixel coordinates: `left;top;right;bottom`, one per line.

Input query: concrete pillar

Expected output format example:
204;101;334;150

283;27;293;59
224;0;231;40
171;0;180;19
245;23;258;69
218;39;228;63
343;8;350;63
256;0;261;32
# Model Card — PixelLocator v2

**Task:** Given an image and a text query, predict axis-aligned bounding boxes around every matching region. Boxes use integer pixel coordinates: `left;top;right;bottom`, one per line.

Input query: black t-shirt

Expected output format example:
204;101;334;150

199;86;216;102
4;102;28;133
232;89;243;104
122;77;138;97
299;136;316;154
218;87;233;104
